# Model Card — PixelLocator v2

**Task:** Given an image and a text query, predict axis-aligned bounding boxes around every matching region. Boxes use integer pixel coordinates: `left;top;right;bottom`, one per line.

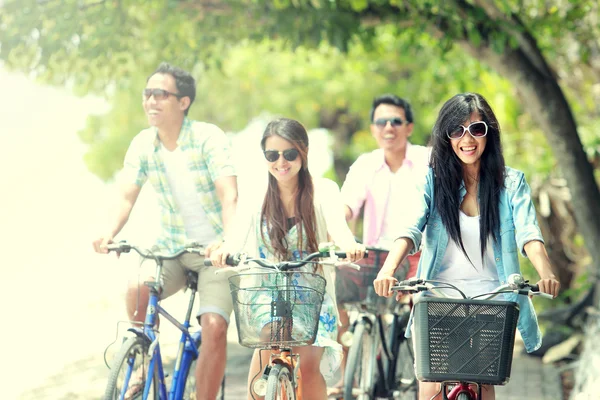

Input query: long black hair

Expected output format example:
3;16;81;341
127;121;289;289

429;93;505;262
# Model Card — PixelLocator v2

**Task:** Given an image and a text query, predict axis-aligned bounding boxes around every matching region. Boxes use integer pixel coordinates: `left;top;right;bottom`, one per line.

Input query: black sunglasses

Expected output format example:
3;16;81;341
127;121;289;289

264;148;300;163
373;117;404;128
447;121;488;140
142;88;183;101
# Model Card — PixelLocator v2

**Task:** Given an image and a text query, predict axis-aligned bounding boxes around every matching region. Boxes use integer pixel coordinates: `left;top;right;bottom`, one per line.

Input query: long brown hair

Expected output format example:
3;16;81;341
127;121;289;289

260;118;319;261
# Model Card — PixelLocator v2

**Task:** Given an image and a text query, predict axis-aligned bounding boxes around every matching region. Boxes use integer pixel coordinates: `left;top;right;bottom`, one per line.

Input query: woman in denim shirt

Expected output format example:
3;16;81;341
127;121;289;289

374;93;560;400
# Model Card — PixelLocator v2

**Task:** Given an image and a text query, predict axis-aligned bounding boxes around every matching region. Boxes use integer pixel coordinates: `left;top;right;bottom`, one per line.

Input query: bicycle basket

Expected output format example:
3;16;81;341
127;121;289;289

229;271;326;348
413;297;520;385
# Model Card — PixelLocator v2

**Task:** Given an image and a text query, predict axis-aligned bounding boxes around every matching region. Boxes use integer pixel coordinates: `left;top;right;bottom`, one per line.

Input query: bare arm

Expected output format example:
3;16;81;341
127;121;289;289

523;240;561;298
344;205;353;221
214;175;238;239
374;238;415;297
92;183;141;253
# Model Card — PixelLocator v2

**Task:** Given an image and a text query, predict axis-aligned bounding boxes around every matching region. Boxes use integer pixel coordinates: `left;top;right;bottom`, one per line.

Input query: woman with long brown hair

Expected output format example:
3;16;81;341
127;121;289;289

211;117;364;399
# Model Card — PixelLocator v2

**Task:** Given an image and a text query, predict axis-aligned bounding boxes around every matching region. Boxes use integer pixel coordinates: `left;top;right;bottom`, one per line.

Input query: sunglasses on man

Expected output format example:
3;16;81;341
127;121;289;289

263;148;300;163
142;88;184;101
373;117;404;128
447;121;488;140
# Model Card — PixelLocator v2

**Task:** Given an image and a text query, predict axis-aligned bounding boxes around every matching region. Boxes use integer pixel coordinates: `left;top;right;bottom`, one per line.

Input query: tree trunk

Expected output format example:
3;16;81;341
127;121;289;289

463;42;600;301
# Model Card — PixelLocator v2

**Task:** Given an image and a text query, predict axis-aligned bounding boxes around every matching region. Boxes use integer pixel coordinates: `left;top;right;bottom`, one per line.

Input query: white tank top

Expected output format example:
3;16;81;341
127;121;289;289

160;145;217;245
435;210;500;298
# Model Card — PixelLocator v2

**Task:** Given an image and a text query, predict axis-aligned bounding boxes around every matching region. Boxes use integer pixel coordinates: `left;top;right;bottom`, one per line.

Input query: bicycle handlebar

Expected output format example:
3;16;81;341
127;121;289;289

392;274;554;300
205;250;349;268
206;249;368;275
105;241;205;260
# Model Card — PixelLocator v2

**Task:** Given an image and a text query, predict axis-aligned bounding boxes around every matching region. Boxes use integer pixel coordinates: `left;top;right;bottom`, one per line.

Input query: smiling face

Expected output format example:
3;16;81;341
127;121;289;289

370;104;413;153
263;135;303;186
450;112;487;171
143;73;189;129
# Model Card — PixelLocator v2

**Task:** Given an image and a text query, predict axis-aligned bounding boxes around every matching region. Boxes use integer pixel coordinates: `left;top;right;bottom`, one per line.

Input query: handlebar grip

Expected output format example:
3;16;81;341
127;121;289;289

204;255;240;267
106;242;131;252
333;249;369;259
538;292;554;299
524;284;554;299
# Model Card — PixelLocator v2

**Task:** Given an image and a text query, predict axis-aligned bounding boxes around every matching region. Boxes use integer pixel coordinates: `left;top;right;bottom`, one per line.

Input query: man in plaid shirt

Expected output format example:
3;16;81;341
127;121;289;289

93;62;237;400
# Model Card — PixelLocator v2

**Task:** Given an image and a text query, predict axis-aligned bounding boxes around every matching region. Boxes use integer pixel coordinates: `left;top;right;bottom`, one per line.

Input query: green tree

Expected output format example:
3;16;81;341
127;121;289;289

2;0;599;283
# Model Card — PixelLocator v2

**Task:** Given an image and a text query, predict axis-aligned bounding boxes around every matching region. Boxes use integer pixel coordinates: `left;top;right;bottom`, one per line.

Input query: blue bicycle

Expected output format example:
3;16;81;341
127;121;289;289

103;241;224;400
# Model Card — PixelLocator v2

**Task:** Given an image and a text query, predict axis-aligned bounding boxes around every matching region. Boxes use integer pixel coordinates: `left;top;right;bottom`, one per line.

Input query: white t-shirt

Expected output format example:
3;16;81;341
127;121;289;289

378;166;415;248
435;210;500;298
160;145;217;245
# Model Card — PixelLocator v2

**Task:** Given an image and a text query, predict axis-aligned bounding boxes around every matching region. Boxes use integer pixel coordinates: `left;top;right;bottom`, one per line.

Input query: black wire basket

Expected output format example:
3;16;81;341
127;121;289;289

229;271;326;349
413;297;520;385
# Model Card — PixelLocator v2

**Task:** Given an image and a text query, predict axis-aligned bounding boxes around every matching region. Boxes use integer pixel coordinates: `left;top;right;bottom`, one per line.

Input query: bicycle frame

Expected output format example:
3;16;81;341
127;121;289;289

344;248;415;399
441;382;481;400
121;259;201;400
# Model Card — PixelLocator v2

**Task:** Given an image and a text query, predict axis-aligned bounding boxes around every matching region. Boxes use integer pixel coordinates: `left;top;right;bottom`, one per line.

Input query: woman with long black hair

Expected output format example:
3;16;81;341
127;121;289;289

374;93;560;400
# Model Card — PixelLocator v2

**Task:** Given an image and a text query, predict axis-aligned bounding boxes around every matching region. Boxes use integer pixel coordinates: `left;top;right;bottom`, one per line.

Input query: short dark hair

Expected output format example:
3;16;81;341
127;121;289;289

147;62;196;115
370;94;414;123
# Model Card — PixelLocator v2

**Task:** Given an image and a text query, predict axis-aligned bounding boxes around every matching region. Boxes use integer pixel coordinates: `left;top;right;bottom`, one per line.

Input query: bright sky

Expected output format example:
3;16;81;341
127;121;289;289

0;67;333;398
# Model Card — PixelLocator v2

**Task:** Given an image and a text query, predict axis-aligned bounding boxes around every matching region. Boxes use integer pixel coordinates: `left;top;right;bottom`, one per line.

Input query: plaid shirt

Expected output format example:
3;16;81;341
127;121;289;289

121;118;236;253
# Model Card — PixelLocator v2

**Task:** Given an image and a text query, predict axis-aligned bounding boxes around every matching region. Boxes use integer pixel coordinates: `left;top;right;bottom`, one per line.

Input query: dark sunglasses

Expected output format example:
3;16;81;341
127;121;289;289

142;88;183;101
447;121;488;140
373;117;404;128
264;148;300;163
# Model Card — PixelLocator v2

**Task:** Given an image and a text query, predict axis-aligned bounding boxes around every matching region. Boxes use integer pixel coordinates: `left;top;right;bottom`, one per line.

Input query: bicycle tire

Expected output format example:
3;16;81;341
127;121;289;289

457;392;473;400
104;336;159;400
344;320;377;400
266;364;296;400
179;350;225;400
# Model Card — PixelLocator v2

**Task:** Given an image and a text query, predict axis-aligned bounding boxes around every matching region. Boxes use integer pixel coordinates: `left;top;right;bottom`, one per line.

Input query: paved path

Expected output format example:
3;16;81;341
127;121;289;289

19;340;562;399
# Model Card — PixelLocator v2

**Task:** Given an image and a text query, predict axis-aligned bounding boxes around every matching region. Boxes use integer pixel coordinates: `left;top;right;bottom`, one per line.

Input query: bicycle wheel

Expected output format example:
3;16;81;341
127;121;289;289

104;336;159;400
395;338;416;388
457;392;473;400
180;352;225;400
266;364;296;400
344;320;378;400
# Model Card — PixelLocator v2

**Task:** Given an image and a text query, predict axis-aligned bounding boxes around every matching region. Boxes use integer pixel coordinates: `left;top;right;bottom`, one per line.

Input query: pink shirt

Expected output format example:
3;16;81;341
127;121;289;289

341;144;430;246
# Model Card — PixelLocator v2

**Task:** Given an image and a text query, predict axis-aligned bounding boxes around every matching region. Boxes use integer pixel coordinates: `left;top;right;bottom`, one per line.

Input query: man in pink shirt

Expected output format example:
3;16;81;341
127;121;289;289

333;95;429;390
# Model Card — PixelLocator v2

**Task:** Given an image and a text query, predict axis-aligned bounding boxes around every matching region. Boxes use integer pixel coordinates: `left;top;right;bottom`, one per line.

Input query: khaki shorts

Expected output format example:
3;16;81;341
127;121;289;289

134;252;233;324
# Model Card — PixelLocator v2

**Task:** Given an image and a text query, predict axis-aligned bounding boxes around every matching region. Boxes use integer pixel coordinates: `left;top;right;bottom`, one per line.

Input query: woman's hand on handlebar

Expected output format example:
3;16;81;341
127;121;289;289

374;270;398;298
209;247;231;268
204;240;224;258
536;275;561;298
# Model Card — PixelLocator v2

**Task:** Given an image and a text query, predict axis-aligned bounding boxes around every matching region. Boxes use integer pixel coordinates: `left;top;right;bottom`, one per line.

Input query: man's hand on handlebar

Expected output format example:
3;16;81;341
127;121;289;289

93;235;115;255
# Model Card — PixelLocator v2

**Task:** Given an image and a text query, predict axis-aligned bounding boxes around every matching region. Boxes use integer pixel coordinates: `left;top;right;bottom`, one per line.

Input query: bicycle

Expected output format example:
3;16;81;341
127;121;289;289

392;274;553;400
340;247;418;400
103;241;225;400
206;245;358;400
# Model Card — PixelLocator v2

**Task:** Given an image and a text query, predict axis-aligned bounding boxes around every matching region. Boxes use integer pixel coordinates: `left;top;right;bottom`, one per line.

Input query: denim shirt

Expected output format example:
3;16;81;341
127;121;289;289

401;166;544;353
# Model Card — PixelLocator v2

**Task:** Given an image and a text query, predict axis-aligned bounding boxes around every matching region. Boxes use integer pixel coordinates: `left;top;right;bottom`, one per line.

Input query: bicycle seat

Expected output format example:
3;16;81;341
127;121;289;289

186;270;199;290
